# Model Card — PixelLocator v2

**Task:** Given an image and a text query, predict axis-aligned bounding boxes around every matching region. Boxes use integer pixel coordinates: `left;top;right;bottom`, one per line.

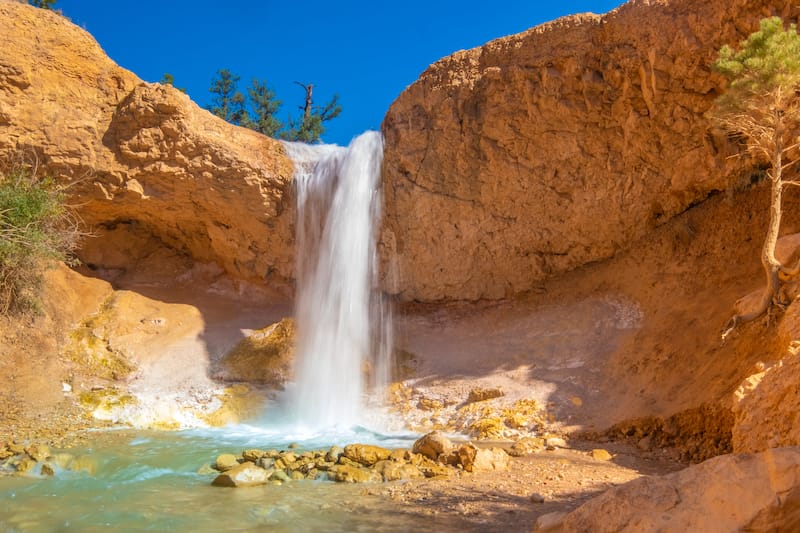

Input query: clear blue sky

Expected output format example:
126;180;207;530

56;0;624;145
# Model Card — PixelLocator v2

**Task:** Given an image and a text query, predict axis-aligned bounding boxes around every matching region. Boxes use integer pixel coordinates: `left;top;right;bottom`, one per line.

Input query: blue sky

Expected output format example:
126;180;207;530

57;0;624;145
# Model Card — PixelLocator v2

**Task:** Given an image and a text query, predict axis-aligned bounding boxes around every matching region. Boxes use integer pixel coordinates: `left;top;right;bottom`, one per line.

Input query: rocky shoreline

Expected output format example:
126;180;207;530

208;431;510;487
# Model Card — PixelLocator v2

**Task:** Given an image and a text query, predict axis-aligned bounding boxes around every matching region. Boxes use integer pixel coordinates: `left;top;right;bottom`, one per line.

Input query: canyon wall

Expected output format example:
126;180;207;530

381;0;798;301
0;1;297;288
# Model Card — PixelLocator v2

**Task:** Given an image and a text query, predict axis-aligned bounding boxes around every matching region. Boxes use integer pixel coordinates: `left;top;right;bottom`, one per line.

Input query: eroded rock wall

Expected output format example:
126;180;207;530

0;1;296;288
381;0;799;301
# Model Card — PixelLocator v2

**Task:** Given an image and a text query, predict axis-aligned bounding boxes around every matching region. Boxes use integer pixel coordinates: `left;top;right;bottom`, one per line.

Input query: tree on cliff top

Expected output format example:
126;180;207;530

280;82;342;143
713;17;800;338
207;69;249;126
206;72;341;143
28;0;57;9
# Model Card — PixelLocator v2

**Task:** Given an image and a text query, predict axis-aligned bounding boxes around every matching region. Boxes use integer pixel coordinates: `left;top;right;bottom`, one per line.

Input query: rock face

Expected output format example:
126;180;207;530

0;1;296;288
538;447;800;532
732;299;800;454
381;0;798;301
213;318;296;387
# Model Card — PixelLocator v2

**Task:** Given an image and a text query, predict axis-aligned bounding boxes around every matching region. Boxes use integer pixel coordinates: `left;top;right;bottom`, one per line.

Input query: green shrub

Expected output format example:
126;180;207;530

0;163;80;315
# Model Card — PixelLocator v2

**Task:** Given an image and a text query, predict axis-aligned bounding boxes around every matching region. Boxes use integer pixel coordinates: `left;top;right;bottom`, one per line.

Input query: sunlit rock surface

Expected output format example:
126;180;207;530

0;1;296;289
538;447;800;532
381;0;798;301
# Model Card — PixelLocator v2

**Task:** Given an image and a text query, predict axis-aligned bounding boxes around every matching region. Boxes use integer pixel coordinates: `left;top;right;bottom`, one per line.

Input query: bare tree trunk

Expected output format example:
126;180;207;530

723;114;785;338
303;84;313;120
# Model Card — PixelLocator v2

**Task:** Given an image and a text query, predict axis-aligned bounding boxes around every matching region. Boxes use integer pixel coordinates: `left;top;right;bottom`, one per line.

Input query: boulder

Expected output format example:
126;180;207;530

211;462;271;488
342;444;392;467
213;454;239;472
24;443;50;462
328;464;382;483
374;460;424;482
380;0;788;301
457;443;509;472
412;431;454;461
213;319;296;386
539;447;800;532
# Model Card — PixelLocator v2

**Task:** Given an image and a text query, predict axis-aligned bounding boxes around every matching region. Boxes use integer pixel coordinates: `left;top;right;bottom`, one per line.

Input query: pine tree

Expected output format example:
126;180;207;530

159;73;187;94
281;83;342;143
207;69;248;126
246;79;283;137
713;17;800;337
29;0;57;9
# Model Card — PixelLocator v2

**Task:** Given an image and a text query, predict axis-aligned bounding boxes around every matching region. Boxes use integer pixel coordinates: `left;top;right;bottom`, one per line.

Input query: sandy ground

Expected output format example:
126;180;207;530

361;439;684;532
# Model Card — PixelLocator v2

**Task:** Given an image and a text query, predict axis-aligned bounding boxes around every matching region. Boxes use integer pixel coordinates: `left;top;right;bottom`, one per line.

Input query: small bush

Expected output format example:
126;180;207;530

0;162;81;315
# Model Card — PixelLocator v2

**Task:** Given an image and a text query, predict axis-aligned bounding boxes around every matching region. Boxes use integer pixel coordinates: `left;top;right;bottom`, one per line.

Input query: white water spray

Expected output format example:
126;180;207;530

283;131;392;431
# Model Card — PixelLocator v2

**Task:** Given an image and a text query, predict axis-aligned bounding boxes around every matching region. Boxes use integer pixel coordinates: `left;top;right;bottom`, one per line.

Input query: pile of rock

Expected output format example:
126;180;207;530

0;441;96;477
210;431;510;488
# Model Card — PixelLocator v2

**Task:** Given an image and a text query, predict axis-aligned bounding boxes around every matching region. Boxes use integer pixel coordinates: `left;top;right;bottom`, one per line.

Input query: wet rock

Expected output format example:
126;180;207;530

41;463;55;477
256;457;275;469
214;454;240;472
315;460;335;471
50;453;75;469
412;431;454;460
0;444;13;460
508;437;545;457
280;452;297;464
458;443;509;472
389;449;408;462
270;470;290;483
212;462;271;487
25;444;50;462
290;470;305;481
342;444;392;466
287;442;300;449
7;442;24;455
68;455;97;475
15;456;36;474
197;464;217;475
325;446;343;463
467;388;504;403
329;464;382;483
242;449;267;462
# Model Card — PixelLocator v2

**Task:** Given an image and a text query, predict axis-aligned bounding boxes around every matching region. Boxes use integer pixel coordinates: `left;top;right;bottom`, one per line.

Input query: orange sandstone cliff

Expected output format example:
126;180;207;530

381;0;799;301
0;0;296;289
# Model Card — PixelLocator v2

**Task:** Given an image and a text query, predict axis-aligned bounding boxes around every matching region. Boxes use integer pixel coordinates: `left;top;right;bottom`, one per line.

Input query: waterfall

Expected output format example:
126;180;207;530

283;131;392;431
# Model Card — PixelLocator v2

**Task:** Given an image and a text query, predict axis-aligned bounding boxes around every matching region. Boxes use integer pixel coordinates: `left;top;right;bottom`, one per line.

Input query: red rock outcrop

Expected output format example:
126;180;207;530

0;1;296;288
381;0;799;301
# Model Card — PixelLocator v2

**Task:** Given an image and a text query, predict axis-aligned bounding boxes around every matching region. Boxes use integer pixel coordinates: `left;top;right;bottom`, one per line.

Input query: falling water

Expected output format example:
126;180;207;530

283;131;392;431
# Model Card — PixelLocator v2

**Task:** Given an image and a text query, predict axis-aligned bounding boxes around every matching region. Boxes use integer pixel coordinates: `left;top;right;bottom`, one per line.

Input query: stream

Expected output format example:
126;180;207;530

0;427;439;532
